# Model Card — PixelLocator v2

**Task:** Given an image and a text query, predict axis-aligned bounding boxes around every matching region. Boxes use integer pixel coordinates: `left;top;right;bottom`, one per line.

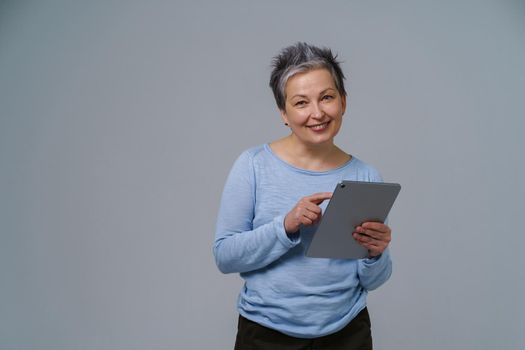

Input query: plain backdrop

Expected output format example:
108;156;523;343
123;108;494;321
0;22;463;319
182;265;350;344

1;0;524;349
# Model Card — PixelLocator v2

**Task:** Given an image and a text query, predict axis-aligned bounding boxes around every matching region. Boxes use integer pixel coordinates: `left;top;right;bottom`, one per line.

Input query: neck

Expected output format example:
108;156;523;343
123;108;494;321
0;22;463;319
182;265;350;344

285;134;337;159
273;134;350;172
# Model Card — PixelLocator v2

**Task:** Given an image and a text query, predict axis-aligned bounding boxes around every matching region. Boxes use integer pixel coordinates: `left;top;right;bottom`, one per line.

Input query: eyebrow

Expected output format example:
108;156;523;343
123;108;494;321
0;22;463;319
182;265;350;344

290;88;337;100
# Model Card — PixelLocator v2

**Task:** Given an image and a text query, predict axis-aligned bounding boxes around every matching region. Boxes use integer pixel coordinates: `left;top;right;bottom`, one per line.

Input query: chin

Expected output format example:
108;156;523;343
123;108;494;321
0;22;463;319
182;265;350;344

308;130;340;144
304;135;336;146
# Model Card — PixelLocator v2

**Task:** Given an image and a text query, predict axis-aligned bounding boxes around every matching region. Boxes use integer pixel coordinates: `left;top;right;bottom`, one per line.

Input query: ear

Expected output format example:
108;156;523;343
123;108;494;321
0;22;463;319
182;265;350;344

279;108;289;125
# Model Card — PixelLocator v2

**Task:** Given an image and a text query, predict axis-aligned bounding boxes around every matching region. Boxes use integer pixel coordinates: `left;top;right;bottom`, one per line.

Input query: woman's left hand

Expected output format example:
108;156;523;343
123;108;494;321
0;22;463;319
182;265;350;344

352;222;391;258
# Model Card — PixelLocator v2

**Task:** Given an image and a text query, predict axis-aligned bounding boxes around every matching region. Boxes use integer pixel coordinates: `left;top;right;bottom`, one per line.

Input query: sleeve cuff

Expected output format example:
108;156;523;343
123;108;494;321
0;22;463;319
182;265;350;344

361;248;390;267
274;215;301;248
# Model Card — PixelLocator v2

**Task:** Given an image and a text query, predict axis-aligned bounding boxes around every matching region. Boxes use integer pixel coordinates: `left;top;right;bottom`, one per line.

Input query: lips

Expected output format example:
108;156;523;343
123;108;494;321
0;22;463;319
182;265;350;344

306;121;330;131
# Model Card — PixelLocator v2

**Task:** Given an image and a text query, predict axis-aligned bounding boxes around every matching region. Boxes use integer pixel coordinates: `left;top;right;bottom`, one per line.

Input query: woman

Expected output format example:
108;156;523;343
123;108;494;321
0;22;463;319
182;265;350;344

214;42;392;350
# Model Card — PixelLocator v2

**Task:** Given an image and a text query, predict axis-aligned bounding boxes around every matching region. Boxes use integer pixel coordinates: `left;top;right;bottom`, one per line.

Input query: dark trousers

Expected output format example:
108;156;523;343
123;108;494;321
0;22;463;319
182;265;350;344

234;307;372;350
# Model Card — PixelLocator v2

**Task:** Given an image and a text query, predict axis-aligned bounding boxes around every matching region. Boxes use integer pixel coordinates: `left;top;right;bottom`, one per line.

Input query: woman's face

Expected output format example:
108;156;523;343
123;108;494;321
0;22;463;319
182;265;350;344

280;68;346;147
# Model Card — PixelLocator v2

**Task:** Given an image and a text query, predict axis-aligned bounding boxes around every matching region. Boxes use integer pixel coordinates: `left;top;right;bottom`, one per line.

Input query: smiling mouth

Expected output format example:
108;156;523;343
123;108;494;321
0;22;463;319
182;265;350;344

306;121;330;130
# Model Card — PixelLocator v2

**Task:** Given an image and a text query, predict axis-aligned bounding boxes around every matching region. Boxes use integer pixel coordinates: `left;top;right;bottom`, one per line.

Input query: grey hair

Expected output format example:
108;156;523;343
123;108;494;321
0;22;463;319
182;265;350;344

269;42;347;111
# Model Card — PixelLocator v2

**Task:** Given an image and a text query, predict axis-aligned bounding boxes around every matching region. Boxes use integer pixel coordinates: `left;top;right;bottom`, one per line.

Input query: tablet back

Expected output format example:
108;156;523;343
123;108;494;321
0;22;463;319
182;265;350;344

306;181;401;259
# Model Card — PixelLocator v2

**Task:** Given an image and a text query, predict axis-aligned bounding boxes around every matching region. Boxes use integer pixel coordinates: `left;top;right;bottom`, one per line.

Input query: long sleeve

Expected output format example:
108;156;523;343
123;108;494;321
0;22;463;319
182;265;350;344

213;151;300;274
357;248;392;291
353;169;393;290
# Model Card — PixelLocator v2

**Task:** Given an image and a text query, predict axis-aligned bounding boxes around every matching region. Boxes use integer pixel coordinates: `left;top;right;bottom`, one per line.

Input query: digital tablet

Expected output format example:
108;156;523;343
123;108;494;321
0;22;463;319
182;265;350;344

306;181;401;259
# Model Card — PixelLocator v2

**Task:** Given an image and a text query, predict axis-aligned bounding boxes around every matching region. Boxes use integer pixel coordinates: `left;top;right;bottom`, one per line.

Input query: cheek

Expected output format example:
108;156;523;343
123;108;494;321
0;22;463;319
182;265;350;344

328;105;344;120
288;111;310;125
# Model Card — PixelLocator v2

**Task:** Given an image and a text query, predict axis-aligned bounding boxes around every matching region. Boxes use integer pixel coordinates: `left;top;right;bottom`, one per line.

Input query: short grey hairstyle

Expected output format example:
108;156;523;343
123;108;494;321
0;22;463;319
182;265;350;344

269;42;347;111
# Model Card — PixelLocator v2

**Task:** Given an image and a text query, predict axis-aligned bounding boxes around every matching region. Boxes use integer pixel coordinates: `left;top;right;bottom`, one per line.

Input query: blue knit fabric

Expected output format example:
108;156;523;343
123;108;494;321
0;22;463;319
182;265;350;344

214;144;392;338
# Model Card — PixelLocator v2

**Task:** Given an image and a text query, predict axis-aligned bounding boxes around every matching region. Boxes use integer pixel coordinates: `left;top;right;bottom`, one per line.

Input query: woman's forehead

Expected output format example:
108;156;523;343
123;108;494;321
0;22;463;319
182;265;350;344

286;69;337;97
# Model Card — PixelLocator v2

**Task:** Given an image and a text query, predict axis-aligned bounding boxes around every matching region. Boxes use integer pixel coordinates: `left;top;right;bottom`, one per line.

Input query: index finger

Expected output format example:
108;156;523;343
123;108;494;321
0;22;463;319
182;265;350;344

361;221;390;232
306;192;333;204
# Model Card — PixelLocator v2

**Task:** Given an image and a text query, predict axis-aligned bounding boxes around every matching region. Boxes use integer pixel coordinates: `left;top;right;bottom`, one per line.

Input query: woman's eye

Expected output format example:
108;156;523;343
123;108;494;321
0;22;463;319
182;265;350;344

322;95;334;101
295;101;306;106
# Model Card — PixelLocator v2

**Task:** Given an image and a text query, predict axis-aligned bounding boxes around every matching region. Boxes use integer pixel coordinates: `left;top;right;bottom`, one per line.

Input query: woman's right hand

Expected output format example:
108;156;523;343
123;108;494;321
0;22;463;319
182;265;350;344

284;192;333;234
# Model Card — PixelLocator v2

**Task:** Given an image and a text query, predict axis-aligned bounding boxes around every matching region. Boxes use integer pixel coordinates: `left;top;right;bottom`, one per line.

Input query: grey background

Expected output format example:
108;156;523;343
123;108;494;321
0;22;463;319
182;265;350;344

1;0;524;349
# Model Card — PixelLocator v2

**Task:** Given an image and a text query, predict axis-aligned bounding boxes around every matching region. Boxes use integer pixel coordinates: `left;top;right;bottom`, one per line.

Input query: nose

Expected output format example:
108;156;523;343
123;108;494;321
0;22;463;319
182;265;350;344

310;102;324;119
